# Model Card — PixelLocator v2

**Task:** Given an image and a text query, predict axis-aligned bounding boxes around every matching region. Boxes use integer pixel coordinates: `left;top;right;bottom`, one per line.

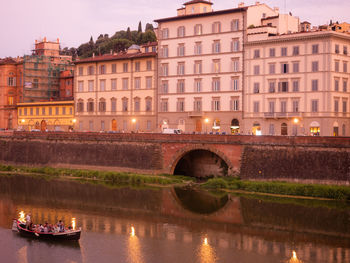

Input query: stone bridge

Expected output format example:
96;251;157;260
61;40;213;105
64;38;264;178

0;132;349;184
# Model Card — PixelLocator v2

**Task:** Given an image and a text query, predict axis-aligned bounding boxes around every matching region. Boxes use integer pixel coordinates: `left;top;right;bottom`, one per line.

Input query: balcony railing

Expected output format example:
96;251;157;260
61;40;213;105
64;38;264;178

188;111;203;117
264;112;303;119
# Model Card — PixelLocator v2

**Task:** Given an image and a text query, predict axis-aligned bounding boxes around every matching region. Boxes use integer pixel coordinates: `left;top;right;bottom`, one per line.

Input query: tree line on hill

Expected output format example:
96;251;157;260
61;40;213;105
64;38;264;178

60;22;156;60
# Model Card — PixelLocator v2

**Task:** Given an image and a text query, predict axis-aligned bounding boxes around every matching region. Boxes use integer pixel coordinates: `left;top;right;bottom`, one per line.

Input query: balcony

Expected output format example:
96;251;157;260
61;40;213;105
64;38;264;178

188;111;203;117
264;112;275;118
264;112;303;119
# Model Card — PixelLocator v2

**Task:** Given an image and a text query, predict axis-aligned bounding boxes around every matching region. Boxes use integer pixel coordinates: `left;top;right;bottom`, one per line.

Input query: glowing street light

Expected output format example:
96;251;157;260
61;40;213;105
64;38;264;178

204;118;209;133
21;119;25;123
131;118;136;132
293;118;299;124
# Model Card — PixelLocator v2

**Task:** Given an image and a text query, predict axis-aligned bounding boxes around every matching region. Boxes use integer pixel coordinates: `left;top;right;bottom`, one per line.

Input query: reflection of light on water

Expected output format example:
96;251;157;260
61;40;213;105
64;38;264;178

17;246;28;263
72;218;76;230
198;237;217;263
127;226;144;263
288;251;302;263
19;211;25;223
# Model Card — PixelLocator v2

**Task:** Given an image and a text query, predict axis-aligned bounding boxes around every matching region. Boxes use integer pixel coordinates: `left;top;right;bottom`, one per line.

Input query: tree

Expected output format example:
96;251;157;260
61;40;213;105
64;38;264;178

126;27;132;40
141;30;157;44
145;23;154;32
138;21;142;33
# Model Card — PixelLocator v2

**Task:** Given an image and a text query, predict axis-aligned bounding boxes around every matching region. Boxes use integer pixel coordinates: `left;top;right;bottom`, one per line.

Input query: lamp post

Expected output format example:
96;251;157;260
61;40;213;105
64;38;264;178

72;118;77;132
131;118;136;132
293;118;299;136
204;118;209;133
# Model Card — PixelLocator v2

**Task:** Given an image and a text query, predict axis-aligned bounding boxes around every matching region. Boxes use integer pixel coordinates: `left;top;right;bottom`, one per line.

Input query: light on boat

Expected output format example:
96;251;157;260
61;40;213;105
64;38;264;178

72;218;76;230
204;237;208;245
131;226;135;237
288;250;302;263
19;211;25;223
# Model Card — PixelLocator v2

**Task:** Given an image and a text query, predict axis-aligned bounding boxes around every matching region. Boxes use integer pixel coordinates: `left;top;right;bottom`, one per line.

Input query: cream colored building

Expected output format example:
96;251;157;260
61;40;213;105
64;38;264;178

154;0;298;134
74;43;157;132
244;31;350;136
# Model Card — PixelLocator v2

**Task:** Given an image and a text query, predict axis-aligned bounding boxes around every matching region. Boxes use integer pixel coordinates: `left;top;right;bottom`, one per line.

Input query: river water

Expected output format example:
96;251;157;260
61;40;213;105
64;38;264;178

0;174;349;263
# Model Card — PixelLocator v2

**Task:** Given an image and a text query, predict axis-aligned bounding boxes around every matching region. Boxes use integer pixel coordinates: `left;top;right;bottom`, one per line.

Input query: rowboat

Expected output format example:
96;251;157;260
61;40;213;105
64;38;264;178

13;219;81;241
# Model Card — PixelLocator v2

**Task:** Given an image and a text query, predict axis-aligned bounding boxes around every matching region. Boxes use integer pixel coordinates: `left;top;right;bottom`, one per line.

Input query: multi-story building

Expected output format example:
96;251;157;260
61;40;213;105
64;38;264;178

74;43;157;132
17;100;75;131
154;0;297;134
244;30;350;136
59;70;74;99
22;38;73;102
0;58;23;129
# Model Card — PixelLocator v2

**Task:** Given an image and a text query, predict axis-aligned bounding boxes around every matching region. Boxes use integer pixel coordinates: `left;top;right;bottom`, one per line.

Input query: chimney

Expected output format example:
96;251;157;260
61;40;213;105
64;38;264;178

274;7;279;13
238;2;244;7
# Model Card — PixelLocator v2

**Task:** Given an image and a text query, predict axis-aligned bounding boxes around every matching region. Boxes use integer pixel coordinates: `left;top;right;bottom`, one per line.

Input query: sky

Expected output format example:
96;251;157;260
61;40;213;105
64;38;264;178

1;0;349;58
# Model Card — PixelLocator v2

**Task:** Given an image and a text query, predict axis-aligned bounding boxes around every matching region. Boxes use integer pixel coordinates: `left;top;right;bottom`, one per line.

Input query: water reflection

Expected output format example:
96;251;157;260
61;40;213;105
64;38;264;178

197;237;217;263
127;226;145;263
17;246;28;263
287;251;303;263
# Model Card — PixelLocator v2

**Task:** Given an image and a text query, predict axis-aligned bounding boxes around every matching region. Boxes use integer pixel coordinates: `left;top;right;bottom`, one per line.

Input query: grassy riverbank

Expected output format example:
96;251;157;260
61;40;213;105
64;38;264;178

201;177;350;201
0;164;193;187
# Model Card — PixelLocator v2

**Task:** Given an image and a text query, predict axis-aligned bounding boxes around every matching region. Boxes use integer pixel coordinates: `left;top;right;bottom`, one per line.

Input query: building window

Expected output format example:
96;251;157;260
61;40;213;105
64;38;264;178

88;66;94;75
100;79;106;91
145;97;152;112
195;42;202;55
269;64;275;74
194;24;202;35
178;26;185;37
269;82;275;93
212;98;220;111
194;60;202;74
177;44;185;57
253;49;260;58
232;59;239;72
344;62;348;73
281;47;287;56
146;61;152;71
334;100;339;112
99;99;106;112
30;108;33;116
134;62;140;72
177;80;185;93
293;46;299;55
177;99;185;112
292;100;299;112
232;98;239;111
146;120;151;130
213;40;221;53
268;101;275;113
312;61;319;72
134;98;140;112
78;81;84;92
162;28;169;39
335;44;340;54
312;79;318;91
194;98;202;112
160;99;168;112
344;46;348;55
122;98;128;112
89;121;93;131
194;79;202;92
280;101;287;113
62;107;66;115
78;67;83;76
111;98;116;112
212;78;220;91
111;64;116;73
293;62;299;73
231;19;239;31
161;81;168;94
99;65;106;74
33;79;39;89
279;81;289;92
87;100;94;112
269;48;275;57
49;107;52;115
312;44;319;54
281;63;289;73
177;62;185;75
134;78;141;90
344;80;348;92
343;101;347;113
146;77;152;89
335;61;340;72
231;39;239;52
292;80;299;92
111;79;117;90
253;83;260;93
254;65;260;75
123;63;128;73
311;100;318;112
212;22;221;33
335;79;339;91
232;78;239;91
88;80;94;92
122;78;128;90
213;59;220;73
42;108;46;115
253;101;260;113
55;107;59;115
161;64;168;76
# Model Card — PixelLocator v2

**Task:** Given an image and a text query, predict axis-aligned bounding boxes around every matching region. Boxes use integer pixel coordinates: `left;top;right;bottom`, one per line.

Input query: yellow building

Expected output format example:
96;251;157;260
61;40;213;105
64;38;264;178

17;100;75;131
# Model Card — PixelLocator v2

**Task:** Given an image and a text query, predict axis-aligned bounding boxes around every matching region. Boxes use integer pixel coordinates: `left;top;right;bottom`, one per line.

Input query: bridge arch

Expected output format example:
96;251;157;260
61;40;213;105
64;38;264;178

169;145;234;178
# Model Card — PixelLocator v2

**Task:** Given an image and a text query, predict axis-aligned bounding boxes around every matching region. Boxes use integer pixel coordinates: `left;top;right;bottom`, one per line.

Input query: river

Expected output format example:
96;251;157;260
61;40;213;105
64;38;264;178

0;174;349;263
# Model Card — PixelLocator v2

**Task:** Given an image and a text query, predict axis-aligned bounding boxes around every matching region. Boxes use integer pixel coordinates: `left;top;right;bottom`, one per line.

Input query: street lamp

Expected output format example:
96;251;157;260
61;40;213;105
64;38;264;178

204;118;209;133
131;118;136;132
293;118;299;136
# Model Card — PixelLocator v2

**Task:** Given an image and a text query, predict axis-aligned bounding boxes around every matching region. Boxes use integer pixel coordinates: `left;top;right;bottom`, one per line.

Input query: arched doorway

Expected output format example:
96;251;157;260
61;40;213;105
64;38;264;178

173;149;228;178
281;123;288;135
310;121;320;136
41;120;47;131
111;119;117;131
333;121;339;136
230;119;239;134
195;119;202;133
252;122;261;135
212;119;220;133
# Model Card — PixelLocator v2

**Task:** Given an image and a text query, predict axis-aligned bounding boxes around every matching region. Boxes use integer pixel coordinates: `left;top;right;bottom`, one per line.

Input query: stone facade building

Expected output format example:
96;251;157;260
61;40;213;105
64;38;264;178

74;43;157;132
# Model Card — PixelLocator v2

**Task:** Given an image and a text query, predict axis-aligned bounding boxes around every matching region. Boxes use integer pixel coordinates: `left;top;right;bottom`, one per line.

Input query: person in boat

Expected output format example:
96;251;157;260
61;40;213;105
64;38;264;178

25;213;31;230
57;220;65;232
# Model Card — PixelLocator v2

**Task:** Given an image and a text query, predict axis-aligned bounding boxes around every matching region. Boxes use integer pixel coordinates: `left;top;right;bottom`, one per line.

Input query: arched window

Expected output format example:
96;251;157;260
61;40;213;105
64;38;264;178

252;122;261;135
281;123;288;135
231;119;240;134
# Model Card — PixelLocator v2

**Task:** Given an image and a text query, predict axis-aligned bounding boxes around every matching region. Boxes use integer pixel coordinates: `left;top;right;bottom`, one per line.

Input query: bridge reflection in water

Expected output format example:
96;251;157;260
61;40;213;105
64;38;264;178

0;175;349;263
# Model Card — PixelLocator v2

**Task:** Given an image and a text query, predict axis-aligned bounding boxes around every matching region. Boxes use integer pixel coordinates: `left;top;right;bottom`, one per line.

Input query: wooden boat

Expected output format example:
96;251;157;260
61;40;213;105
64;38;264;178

14;219;81;241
